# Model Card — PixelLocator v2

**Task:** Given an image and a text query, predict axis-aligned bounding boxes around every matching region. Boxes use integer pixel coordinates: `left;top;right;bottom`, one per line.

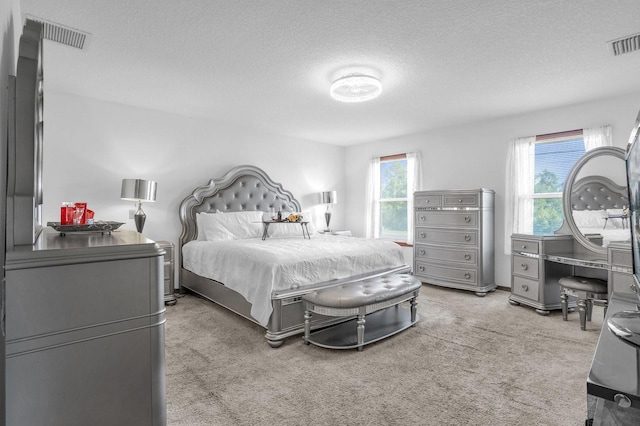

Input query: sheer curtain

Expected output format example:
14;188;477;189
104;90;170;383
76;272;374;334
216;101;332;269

583;125;612;151
365;157;381;239
406;152;423;244
504;136;535;253
365;152;423;242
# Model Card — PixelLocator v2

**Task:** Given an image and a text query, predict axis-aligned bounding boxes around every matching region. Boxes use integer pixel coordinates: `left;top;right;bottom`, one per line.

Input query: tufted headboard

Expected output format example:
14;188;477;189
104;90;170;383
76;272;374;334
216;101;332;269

178;165;301;248
570;176;628;211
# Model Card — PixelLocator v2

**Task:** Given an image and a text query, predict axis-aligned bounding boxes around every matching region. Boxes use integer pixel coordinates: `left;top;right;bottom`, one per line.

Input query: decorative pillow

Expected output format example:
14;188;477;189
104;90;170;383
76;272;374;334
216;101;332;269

572;210;607;229
199;210;263;240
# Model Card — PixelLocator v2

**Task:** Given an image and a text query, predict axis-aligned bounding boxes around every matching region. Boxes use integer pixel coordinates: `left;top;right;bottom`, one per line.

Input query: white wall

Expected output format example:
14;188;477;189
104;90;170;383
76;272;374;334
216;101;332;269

42;91;346;284
345;92;640;289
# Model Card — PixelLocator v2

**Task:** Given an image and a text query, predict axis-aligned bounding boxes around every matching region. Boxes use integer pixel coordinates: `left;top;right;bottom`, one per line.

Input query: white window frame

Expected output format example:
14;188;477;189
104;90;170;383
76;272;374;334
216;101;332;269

366;152;422;245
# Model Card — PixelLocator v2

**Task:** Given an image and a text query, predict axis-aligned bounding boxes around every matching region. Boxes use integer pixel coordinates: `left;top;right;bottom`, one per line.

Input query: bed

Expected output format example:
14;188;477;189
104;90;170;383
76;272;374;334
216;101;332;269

178;165;411;347
569;176;630;247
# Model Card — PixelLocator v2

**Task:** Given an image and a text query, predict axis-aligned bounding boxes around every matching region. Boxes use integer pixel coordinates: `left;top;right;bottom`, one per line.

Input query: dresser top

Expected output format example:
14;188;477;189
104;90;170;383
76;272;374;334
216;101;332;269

5;228;163;270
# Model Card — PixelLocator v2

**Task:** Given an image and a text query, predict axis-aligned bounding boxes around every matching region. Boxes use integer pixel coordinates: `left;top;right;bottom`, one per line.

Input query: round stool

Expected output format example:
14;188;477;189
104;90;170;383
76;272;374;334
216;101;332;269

558;276;608;331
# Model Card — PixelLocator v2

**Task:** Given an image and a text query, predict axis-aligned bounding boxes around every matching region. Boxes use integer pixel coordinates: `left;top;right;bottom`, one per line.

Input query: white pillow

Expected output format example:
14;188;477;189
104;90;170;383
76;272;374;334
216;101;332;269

572;210;606;229
199;211;264;240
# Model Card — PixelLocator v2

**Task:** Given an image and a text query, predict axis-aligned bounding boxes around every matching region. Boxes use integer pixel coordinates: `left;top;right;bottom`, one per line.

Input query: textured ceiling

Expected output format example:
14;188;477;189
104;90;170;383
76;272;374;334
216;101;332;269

19;0;640;146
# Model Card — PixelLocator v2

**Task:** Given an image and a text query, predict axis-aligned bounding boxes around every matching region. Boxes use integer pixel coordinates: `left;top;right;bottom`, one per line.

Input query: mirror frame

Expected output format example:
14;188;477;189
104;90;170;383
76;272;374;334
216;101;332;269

562;146;627;255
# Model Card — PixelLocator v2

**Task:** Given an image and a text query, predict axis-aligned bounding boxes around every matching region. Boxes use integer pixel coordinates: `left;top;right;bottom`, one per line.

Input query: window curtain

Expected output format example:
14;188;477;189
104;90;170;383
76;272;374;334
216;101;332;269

504;136;535;253
583;125;612;151
365;157;381;239
406;152;423;244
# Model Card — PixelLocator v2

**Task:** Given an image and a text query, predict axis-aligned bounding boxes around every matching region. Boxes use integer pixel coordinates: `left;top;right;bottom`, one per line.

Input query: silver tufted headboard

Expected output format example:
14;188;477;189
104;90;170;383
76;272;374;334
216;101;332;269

570;176;628;211
179;165;302;248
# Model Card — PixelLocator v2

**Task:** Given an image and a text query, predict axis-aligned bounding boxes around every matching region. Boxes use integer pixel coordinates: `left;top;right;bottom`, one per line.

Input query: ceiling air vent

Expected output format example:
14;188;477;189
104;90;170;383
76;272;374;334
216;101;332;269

26;15;92;50
608;33;640;56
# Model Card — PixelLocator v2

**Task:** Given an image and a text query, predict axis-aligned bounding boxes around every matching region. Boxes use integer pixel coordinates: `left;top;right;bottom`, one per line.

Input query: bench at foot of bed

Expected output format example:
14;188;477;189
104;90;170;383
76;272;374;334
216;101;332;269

302;274;421;351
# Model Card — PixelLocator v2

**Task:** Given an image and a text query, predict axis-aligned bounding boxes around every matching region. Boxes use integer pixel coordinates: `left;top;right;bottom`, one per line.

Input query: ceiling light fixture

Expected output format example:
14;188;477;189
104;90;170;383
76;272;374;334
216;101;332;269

330;74;382;103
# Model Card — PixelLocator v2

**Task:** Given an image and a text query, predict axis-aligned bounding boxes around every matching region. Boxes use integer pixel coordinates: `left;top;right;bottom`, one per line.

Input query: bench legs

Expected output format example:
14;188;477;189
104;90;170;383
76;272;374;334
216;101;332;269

303;310;312;345
410;296;418;325
356;314;365;351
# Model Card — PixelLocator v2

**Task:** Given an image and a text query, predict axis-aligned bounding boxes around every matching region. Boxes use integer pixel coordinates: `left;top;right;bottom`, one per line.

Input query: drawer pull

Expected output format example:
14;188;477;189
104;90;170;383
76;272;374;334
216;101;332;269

458;199;462;203
425;200;430;203
520;263;528;271
521;244;527;250
419;249;426;255
521;284;529;292
464;272;471;279
418;265;425;272
614;393;632;408
464;254;471;260
464;235;471;242
420;232;426;238
464;216;471;223
419;215;426;221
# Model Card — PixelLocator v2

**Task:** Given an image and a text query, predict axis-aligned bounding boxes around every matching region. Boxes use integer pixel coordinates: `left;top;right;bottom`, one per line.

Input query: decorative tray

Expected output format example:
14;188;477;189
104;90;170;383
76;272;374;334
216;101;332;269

47;221;124;235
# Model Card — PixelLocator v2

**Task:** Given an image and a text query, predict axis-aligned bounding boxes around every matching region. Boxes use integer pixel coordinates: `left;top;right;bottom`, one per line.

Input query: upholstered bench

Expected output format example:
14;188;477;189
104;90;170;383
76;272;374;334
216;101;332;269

302;273;421;351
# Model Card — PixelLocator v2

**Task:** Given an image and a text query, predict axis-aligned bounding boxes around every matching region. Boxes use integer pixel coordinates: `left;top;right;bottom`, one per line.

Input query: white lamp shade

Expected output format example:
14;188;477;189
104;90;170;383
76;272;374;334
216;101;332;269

321;191;337;205
121;179;157;202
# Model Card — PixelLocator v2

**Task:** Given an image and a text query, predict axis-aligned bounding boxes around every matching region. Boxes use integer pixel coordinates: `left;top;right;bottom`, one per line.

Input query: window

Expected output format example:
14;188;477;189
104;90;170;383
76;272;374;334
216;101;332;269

505;126;612;253
366;152;422;244
380;154;409;240
533;133;585;234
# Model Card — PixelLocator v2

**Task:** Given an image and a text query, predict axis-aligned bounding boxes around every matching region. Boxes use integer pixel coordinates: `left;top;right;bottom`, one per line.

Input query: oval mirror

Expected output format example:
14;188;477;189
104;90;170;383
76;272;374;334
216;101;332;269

562;146;628;256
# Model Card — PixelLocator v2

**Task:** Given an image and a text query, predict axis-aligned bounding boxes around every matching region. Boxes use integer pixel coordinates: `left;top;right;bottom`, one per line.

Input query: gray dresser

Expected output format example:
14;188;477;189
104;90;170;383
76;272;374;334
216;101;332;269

4;229;166;426
413;189;496;296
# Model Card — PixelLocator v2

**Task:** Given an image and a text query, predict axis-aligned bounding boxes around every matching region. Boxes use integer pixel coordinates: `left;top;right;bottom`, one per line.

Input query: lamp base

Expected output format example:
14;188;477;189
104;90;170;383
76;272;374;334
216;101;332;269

134;203;146;233
324;211;332;233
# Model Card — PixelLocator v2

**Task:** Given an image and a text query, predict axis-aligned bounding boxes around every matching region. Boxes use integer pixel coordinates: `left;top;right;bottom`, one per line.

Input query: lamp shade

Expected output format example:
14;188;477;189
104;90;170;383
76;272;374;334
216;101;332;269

121;179;157;202
321;191;337;205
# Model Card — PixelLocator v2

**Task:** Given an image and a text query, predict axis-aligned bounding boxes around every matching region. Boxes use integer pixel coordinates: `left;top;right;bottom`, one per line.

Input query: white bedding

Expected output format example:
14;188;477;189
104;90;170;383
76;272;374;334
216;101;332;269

182;234;406;326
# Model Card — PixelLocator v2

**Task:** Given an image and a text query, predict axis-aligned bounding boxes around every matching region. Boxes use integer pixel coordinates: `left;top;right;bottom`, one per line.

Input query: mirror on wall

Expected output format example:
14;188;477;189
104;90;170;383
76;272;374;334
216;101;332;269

561;146;629;255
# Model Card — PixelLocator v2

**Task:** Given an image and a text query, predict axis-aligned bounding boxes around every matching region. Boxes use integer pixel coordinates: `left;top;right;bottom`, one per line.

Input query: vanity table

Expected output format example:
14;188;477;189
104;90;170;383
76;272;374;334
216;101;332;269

510;233;610;314
510;146;630;315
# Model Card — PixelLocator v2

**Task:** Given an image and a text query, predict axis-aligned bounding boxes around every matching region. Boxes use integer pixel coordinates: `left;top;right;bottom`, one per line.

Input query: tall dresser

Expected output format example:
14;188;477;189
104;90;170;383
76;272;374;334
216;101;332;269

414;189;496;296
4;229;166;426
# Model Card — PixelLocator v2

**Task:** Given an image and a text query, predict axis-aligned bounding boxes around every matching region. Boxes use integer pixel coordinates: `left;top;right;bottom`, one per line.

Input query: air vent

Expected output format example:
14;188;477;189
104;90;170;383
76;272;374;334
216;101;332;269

608;33;640;56
26;15;91;50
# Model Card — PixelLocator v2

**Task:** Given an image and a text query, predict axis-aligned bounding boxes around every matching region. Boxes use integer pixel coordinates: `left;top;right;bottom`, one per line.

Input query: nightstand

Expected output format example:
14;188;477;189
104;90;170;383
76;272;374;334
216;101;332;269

157;241;176;305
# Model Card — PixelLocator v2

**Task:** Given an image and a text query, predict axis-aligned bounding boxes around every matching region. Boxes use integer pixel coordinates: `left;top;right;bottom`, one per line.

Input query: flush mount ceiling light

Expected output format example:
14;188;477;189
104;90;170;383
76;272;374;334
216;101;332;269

330;74;382;103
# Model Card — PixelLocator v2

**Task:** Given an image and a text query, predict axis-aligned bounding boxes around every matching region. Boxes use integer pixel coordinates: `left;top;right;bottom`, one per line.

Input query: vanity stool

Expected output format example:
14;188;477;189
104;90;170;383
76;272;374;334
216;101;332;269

559;276;608;331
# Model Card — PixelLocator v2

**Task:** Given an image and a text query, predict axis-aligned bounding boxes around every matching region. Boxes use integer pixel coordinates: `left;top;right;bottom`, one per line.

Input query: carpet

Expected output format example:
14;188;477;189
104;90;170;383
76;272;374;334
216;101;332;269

164;285;602;425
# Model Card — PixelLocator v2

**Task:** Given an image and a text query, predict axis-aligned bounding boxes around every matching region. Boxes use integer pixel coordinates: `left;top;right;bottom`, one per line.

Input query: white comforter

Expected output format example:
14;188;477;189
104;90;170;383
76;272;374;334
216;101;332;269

182;235;406;326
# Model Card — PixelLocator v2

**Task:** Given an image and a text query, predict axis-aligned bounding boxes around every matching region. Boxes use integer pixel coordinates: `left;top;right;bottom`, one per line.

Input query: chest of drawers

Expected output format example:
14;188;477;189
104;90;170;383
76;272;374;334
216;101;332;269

413;189;496;296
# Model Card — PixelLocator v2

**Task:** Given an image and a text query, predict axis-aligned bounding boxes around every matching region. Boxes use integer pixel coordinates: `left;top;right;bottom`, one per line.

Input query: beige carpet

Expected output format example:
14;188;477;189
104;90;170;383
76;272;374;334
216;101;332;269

165;285;603;426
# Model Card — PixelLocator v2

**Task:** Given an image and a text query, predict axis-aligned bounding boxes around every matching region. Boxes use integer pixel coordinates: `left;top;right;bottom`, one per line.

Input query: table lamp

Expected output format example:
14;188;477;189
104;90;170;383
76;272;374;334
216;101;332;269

121;178;157;233
320;191;337;232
